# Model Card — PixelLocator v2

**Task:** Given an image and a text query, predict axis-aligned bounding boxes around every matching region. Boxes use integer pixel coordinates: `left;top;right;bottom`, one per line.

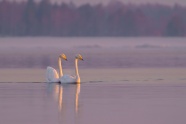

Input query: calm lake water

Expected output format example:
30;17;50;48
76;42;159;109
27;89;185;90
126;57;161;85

0;37;186;124
0;80;186;124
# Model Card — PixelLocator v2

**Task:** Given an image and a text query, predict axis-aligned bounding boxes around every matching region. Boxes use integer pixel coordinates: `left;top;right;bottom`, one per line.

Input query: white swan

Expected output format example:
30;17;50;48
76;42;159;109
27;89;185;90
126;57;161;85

59;54;83;84
46;54;67;83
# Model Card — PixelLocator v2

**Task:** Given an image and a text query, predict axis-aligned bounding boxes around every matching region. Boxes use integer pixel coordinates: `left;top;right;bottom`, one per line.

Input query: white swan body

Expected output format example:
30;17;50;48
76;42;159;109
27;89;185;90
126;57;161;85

46;54;67;83
59;54;83;84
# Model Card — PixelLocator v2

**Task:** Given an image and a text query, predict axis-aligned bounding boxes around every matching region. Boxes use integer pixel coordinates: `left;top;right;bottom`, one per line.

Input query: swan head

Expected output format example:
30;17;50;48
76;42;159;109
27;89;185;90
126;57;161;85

59;54;67;61
76;54;84;61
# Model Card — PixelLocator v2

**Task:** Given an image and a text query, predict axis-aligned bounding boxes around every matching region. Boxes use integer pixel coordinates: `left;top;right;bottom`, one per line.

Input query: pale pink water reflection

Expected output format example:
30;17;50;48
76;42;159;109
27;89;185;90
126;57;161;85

0;82;186;124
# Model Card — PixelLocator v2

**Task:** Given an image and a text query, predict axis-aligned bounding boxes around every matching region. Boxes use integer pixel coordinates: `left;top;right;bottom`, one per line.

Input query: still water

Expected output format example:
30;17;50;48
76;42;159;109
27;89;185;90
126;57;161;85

0;37;186;124
0;81;186;124
0;68;186;124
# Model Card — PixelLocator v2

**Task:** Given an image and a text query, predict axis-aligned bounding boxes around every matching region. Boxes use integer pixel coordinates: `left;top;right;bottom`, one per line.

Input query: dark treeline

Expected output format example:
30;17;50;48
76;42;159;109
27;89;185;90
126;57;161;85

0;0;186;36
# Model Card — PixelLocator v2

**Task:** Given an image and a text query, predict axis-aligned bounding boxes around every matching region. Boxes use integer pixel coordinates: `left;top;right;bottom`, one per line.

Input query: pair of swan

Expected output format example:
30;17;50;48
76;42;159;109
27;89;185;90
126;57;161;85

46;54;83;84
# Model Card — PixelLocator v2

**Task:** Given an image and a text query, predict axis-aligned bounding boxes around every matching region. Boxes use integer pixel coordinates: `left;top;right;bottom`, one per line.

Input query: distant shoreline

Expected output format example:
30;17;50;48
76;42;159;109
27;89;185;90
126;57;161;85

0;1;185;36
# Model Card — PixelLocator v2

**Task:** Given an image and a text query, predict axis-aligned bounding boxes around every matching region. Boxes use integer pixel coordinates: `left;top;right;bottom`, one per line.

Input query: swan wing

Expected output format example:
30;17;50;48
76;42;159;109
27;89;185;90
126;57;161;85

46;66;59;83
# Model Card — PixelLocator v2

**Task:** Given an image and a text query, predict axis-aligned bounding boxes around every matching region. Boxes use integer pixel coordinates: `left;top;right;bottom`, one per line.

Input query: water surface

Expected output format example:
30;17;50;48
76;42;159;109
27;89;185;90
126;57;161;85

0;68;186;124
0;37;186;124
0;81;186;124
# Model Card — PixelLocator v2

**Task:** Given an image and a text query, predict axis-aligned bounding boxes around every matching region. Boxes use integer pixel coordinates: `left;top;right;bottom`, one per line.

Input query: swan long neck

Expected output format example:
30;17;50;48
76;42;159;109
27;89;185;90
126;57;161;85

58;57;63;77
75;59;79;77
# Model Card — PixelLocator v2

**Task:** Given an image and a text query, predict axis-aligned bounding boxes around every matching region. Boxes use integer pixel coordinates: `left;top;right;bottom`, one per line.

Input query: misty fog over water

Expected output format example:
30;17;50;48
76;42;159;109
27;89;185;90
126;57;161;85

0;37;186;68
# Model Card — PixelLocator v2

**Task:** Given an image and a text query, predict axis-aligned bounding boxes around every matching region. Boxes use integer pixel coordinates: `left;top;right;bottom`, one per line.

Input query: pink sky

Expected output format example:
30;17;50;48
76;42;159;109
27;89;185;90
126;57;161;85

51;0;186;6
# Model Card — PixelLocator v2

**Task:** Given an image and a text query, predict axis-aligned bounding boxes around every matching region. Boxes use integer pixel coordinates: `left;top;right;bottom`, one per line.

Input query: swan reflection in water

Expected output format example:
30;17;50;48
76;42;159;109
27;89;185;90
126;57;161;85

52;83;81;114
